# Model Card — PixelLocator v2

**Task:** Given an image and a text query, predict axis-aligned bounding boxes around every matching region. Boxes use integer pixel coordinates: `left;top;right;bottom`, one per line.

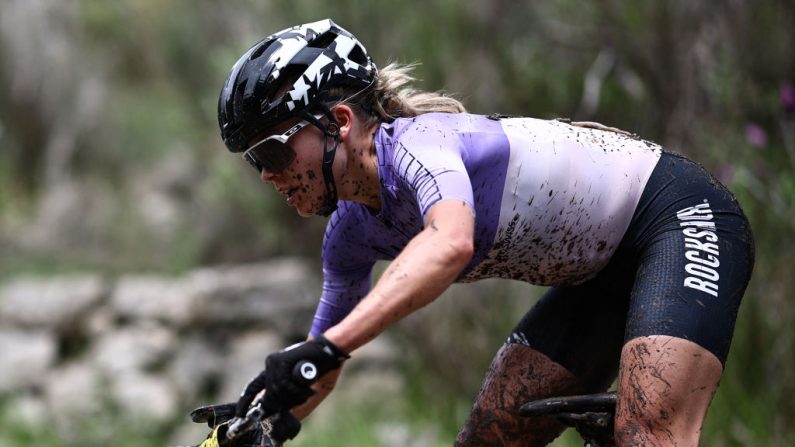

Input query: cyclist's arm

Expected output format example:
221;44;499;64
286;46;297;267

324;199;475;353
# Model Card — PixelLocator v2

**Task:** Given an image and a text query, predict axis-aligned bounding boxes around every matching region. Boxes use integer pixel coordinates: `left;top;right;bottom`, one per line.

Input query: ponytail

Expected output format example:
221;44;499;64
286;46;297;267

329;62;466;128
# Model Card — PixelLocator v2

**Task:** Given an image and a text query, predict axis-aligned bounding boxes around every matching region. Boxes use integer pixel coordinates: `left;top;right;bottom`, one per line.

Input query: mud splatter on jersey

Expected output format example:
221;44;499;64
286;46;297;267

311;113;661;336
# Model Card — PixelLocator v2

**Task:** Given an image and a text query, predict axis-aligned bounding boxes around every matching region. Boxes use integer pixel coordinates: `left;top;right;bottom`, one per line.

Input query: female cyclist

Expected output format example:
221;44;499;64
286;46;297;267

217;19;754;446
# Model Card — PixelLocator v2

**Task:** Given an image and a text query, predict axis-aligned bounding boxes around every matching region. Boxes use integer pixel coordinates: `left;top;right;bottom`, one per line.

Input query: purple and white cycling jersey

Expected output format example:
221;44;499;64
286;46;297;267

310;113;661;337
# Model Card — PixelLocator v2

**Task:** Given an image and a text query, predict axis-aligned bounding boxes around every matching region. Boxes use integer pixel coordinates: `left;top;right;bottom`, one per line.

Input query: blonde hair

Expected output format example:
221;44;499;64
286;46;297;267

330;62;466;128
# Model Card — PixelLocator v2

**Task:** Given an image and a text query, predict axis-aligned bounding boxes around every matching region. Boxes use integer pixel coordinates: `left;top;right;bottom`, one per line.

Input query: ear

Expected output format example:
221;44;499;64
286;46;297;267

330;104;356;141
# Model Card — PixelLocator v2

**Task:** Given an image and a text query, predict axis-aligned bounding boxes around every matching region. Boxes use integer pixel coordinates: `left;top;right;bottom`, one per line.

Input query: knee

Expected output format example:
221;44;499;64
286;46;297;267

614;406;677;446
615;336;722;445
614;394;701;446
455;404;505;447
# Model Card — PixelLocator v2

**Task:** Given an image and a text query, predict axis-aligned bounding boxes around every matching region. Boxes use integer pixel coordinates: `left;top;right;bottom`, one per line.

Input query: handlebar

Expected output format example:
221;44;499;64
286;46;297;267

226;404;268;439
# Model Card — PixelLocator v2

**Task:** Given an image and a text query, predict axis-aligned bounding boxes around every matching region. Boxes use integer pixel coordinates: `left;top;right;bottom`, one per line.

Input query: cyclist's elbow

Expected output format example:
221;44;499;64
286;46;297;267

445;234;475;269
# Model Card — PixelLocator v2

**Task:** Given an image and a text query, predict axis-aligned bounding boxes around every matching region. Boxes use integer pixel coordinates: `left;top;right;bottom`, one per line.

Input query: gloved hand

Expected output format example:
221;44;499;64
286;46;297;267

235;335;349;417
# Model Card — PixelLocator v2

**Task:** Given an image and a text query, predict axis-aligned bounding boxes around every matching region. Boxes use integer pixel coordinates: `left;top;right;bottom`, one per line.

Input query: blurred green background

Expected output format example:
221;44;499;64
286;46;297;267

1;0;793;445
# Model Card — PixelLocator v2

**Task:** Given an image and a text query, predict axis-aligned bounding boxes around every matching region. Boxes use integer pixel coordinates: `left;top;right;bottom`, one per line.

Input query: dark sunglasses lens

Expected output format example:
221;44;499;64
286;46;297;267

243;152;262;172
247;139;296;173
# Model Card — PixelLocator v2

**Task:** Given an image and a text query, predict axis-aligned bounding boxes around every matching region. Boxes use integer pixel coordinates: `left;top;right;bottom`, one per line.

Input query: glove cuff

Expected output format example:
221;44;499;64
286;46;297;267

315;334;350;362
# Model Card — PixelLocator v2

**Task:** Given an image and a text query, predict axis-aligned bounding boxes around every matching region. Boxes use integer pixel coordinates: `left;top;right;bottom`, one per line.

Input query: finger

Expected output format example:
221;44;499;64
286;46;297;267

267;380;315;409
235;372;267;417
251;389;267;406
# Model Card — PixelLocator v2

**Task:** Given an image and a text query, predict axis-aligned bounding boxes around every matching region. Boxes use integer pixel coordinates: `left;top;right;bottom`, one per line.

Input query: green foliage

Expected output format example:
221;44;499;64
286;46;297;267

0;396;178;447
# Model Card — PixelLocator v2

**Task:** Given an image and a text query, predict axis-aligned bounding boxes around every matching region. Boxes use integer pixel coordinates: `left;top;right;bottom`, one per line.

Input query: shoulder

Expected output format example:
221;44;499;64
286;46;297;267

386;113;471;145
378;113;484;167
324;200;371;240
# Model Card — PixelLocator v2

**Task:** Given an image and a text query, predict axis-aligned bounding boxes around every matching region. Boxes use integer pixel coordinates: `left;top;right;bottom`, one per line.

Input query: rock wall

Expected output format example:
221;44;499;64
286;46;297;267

0;258;400;444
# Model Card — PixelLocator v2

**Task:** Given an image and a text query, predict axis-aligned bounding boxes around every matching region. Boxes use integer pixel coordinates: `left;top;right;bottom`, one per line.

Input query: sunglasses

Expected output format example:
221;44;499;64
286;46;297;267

242;117;318;173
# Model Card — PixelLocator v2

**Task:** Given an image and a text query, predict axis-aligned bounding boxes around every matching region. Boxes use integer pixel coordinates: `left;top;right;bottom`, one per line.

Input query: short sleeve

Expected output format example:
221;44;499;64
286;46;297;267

392;122;476;220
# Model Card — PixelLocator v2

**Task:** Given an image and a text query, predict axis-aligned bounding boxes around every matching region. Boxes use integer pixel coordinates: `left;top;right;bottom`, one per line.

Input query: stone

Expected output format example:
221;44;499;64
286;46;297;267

217;330;283;402
111;275;199;327
0;329;57;392
85;305;115;338
110;371;180;422
0;274;106;328
192;260;319;333
44;361;104;421
91;322;177;375
5;392;49;429
168;336;224;402
0;258;331;433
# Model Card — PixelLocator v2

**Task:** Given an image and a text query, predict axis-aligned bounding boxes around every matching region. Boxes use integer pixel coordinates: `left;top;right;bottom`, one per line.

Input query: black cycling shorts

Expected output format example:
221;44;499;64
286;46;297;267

507;151;754;384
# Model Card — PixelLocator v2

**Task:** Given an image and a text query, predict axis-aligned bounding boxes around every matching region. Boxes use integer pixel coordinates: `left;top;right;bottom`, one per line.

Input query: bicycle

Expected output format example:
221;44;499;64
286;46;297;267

519;391;617;447
193;393;617;446
192;359;617;447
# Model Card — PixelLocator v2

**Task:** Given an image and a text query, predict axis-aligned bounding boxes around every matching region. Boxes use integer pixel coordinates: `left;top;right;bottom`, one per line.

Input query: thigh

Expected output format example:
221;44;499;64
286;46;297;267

623;151;755;365
624;183;754;366
457;282;632;447
456;343;584;447
509;281;630;390
615;163;755;444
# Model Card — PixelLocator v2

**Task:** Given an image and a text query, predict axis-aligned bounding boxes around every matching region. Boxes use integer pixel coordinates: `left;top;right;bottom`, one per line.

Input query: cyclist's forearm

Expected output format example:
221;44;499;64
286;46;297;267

324;200;474;354
291;367;341;420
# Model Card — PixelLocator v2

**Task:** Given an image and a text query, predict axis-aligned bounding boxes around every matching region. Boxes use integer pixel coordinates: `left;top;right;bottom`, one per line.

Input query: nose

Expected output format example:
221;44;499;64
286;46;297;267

260;169;276;183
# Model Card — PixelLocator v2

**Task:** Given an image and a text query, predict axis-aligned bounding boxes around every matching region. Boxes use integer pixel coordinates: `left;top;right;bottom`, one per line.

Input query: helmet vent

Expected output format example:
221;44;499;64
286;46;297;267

306;31;337;49
249;40;274;61
347;45;367;65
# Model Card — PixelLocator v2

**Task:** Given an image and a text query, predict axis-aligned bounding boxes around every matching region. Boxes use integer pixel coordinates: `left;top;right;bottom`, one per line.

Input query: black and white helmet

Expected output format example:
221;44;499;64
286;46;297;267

218;19;377;153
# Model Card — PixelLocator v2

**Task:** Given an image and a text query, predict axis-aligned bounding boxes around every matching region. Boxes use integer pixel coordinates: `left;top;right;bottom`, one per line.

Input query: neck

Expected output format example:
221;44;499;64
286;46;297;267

337;128;381;210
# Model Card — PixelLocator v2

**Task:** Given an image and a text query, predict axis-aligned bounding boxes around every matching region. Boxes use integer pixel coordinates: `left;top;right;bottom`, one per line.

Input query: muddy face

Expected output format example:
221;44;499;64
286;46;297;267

259;124;332;217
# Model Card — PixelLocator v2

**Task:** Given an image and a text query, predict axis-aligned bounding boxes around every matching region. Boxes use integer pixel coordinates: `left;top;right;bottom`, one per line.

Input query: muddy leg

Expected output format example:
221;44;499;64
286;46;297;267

456;343;590;447
615;335;722;446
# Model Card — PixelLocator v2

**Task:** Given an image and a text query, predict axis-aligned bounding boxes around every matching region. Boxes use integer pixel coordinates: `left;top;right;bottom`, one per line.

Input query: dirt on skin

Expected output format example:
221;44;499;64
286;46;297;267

615;339;690;446
456;343;589;447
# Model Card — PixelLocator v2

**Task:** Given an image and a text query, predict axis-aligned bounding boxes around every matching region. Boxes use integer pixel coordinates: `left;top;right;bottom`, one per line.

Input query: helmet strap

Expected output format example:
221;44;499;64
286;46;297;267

303;105;340;216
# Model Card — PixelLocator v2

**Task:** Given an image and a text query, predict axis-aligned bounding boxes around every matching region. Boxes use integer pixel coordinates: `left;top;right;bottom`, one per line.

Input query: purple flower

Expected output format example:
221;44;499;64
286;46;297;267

745;123;767;148
782;83;795;113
